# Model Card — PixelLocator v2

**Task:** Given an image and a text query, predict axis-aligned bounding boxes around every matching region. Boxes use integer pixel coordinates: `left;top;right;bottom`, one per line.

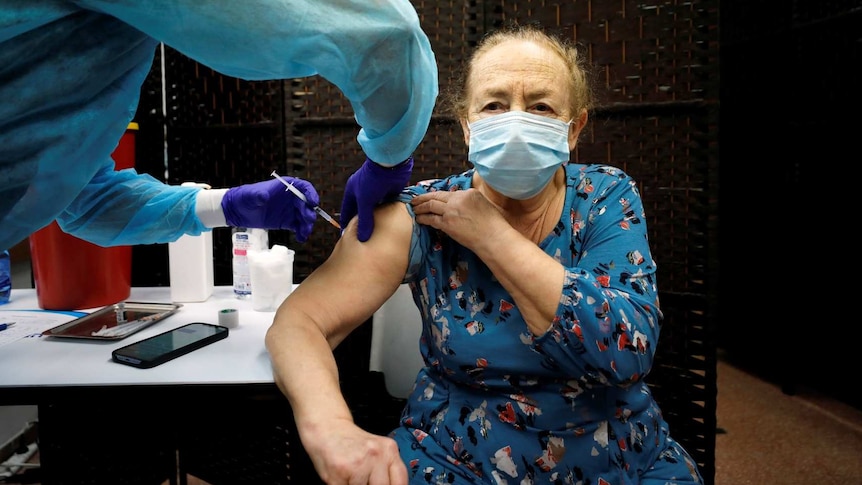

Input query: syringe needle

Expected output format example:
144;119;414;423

271;171;341;230
310;206;340;229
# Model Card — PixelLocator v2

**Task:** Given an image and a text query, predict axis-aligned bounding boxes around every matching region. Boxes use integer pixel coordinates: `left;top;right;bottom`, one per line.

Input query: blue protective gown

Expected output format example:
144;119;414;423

0;0;438;251
392;164;704;484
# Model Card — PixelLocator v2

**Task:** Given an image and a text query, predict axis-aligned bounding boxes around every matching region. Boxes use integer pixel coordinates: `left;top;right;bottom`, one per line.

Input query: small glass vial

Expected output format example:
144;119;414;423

231;228;252;299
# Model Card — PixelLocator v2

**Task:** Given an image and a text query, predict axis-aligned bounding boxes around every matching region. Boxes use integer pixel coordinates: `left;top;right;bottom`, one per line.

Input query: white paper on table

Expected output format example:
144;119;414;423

0;310;86;349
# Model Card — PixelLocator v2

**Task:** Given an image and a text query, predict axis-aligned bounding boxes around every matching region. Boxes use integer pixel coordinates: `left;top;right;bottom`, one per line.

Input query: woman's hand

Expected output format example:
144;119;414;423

410;189;508;250
303;418;407;485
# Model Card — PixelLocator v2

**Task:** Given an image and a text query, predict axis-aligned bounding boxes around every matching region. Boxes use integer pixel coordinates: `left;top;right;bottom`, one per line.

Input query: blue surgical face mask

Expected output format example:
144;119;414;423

468;111;571;200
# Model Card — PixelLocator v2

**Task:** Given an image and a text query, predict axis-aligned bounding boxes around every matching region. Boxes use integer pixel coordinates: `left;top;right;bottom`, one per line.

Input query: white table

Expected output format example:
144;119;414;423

0;287;314;485
0;286;281;397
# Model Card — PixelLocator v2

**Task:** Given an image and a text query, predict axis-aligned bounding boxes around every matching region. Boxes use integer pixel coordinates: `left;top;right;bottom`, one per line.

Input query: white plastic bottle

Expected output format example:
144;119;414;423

168;231;214;302
168;183;214;302
232;228;252;299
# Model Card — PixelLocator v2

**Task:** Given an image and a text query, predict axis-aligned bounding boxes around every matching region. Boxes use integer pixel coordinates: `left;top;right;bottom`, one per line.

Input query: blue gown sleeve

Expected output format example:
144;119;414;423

0;1;436;251
533;166;662;387
57;160;206;246
0;6;162;251
79;0;439;165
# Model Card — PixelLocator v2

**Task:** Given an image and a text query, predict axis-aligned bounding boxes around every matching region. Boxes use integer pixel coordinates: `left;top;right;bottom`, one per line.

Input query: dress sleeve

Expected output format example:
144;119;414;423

397;183;433;282
57;159;206;246
80;0;438;165
533;166;662;387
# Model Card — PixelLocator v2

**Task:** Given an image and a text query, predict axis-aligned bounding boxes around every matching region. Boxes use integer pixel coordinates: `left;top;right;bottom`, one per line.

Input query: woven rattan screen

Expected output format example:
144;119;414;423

134;1;719;483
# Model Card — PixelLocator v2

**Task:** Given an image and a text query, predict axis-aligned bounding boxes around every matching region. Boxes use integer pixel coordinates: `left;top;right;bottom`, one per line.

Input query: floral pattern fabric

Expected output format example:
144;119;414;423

391;164;703;485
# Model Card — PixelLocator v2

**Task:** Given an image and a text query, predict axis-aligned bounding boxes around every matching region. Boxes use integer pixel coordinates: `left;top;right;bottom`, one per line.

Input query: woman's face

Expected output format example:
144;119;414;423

461;39;576;147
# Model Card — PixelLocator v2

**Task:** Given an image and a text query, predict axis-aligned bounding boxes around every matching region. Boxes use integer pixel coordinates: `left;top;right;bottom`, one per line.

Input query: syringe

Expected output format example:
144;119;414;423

271;171;341;230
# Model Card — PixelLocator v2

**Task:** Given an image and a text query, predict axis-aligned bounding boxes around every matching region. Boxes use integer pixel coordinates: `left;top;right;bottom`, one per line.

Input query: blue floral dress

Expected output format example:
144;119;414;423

391;164;703;485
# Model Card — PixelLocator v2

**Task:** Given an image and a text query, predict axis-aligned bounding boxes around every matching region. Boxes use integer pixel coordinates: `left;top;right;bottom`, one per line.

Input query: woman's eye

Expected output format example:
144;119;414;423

482;102;504;112
531;104;552;113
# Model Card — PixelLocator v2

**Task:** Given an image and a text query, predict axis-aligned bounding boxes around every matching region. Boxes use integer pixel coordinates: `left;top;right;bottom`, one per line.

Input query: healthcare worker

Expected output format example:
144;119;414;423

0;0;438;253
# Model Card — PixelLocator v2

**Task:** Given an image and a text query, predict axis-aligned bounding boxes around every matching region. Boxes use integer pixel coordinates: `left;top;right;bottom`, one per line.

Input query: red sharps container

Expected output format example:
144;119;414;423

29;123;138;310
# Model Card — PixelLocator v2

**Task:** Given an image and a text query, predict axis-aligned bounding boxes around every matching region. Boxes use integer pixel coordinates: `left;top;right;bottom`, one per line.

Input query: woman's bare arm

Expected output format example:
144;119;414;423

265;201;413;484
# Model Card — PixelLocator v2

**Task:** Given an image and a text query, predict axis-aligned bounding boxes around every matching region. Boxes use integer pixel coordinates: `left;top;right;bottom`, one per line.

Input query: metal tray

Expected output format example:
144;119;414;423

41;302;183;340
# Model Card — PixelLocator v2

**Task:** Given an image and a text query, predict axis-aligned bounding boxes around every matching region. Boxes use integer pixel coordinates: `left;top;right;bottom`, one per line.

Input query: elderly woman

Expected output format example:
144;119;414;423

266;24;703;485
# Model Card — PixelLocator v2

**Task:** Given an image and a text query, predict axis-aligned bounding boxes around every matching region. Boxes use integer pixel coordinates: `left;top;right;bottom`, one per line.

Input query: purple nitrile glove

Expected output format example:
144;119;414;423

221;178;319;243
340;157;414;242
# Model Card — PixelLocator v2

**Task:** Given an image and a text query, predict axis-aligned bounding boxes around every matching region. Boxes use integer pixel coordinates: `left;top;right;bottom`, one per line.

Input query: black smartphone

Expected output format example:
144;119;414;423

111;322;229;369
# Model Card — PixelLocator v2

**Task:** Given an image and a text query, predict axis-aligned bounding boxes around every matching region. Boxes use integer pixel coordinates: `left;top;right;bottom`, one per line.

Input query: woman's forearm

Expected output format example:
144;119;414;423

266;308;353;431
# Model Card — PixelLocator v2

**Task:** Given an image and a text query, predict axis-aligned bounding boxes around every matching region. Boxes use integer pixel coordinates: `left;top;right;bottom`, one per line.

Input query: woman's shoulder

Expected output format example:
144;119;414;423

564;163;643;204
565;163;635;181
398;169;474;200
565;163;639;190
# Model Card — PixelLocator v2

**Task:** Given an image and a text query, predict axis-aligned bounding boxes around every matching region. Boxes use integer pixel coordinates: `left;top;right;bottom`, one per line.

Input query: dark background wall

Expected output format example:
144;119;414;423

719;1;859;408
132;1;720;482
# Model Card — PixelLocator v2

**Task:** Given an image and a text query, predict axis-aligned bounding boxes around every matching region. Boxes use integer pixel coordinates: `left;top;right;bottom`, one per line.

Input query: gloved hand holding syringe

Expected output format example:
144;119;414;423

271;171;341;230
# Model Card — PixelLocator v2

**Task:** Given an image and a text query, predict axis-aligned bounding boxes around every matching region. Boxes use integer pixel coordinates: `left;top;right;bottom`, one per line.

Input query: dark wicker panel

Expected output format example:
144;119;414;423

132;46;170;287
286;75;351;121
162;47;293;286
413;119;472;180
648;292;714;480
136;47;168;181
164;50;283;129
414;0;483;84
488;0;714;105
37;403;176;485
284;123;357;281
37;397;325;484
179;398;321;485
